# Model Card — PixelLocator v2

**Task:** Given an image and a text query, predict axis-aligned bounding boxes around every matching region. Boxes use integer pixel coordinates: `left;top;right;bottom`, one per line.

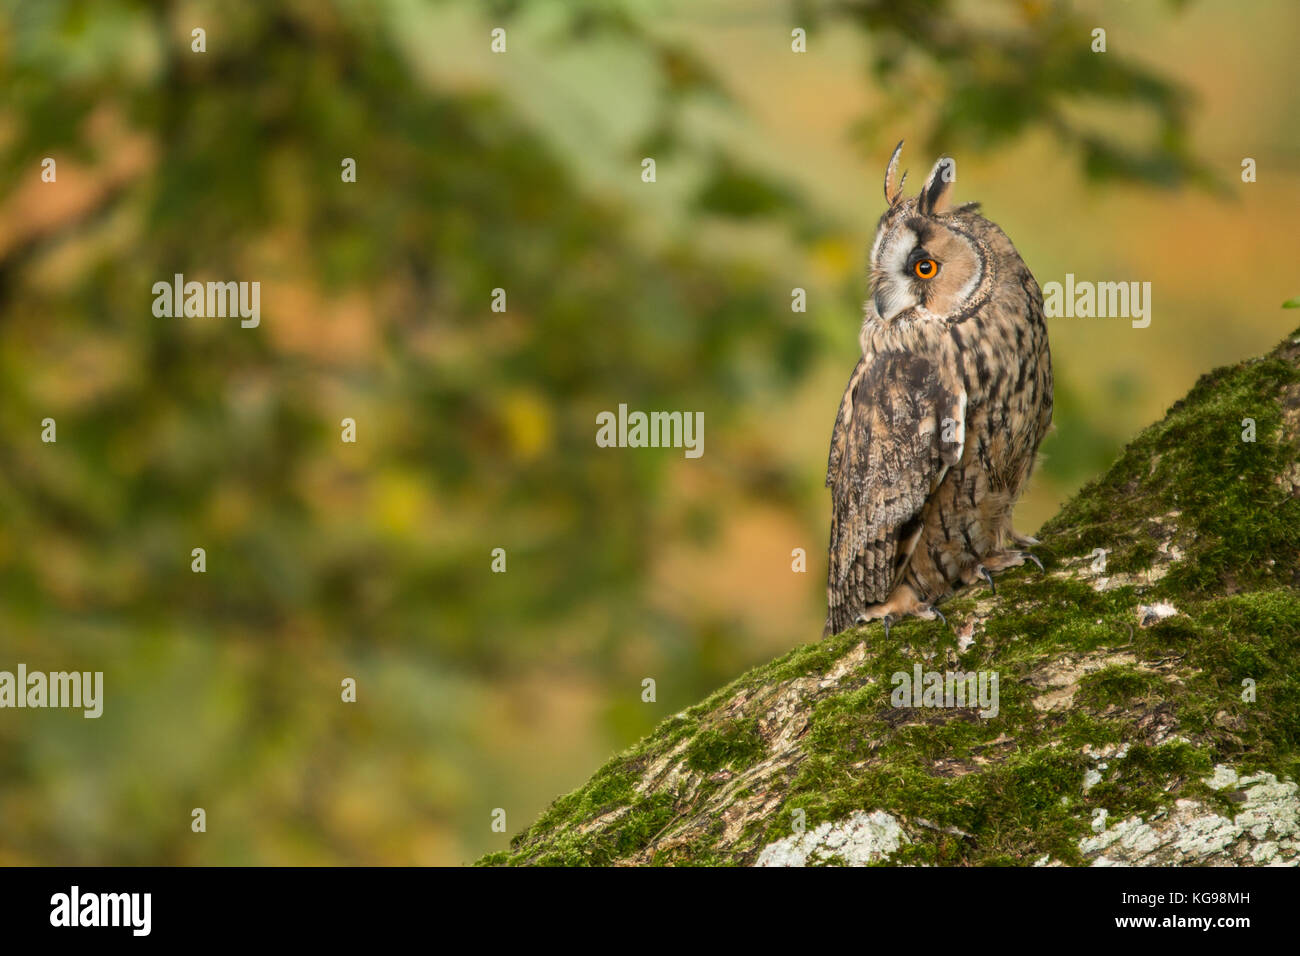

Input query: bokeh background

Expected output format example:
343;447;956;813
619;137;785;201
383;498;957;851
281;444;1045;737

1;0;1297;864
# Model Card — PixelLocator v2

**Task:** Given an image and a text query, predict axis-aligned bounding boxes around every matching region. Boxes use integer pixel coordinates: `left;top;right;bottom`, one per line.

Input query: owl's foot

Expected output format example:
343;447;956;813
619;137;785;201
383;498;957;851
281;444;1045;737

856;586;946;638
969;549;1044;594
879;605;948;639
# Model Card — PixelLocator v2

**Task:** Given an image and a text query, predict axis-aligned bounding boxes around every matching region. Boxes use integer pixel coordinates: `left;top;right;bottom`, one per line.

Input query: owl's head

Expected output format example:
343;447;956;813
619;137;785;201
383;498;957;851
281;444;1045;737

866;141;994;324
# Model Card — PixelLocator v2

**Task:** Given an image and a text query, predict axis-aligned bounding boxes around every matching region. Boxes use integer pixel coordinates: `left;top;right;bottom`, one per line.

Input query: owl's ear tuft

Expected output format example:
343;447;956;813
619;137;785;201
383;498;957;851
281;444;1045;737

918;156;956;215
883;140;908;206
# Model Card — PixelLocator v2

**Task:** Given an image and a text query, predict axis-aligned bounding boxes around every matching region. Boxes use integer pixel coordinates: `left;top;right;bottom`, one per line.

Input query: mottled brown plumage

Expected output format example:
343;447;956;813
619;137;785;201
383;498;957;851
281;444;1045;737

825;143;1053;636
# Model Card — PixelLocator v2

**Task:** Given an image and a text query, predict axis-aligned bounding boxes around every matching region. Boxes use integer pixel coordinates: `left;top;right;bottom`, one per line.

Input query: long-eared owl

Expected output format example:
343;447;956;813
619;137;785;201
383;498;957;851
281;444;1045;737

825;142;1053;637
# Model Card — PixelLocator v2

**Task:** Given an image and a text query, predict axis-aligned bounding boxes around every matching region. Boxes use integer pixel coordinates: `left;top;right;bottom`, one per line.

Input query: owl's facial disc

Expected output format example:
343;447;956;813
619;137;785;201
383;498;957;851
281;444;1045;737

870;216;983;321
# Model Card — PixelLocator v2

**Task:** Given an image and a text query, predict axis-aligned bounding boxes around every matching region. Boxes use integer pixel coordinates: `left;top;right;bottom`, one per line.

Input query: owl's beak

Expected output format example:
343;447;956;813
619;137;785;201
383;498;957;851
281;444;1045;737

873;288;888;320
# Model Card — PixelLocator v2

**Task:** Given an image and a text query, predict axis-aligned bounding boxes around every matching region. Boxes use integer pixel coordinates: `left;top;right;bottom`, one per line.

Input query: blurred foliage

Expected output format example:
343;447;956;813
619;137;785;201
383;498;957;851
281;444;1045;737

818;0;1213;190
0;0;817;864
496;0;1213;192
0;0;1215;863
1;0;815;668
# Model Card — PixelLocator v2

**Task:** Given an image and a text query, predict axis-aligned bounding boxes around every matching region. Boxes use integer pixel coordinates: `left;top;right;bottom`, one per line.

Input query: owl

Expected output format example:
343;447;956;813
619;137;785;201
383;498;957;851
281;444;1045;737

824;142;1053;638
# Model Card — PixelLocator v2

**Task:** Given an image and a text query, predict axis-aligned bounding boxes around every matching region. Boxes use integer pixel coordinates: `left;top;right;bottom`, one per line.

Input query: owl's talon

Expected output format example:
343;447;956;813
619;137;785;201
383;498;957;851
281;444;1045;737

977;565;996;595
1023;552;1044;574
921;605;948;629
882;614;895;639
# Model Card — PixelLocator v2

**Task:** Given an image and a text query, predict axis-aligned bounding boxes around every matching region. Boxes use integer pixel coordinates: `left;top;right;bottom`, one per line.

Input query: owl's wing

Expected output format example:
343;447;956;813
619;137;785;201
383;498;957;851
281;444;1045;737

826;350;966;624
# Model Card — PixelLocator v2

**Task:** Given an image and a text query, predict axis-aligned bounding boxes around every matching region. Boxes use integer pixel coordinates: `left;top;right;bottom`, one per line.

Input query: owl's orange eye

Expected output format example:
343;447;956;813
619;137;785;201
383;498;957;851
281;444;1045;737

913;258;938;279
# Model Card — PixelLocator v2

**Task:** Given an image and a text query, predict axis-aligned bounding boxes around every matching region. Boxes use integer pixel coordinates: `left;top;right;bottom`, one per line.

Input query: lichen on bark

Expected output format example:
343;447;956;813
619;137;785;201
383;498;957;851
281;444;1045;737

479;328;1300;867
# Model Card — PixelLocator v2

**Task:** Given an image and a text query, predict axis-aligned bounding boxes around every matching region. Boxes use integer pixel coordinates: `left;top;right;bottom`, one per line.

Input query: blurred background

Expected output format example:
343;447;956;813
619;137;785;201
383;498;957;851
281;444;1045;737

0;0;1297;864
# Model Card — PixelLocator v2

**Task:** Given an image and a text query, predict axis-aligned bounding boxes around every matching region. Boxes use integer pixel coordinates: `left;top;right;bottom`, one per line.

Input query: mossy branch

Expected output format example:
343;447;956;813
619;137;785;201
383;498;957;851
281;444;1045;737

482;328;1300;867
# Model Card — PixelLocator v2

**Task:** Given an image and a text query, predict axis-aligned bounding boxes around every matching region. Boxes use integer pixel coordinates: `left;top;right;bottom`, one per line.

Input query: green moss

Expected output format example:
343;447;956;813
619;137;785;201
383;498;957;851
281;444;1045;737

603;792;678;858
505;788;681;867
1173;591;1300;772
1076;666;1167;709
774;745;1091;866
684;718;766;773
1106;540;1160;575
760;626;865;684
1044;351;1300;595
516;760;637;841
807;686;887;760
1084;742;1214;818
650;824;738;867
